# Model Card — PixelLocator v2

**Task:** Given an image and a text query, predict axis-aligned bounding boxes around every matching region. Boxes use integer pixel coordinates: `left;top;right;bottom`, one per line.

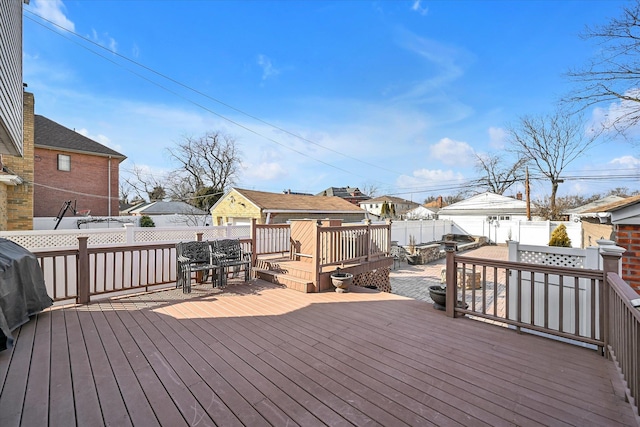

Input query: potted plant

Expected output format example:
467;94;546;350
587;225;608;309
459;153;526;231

330;267;353;293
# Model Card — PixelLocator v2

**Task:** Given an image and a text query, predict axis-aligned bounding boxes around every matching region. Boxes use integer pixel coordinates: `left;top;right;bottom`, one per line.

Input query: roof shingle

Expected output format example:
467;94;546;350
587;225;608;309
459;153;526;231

34;115;126;159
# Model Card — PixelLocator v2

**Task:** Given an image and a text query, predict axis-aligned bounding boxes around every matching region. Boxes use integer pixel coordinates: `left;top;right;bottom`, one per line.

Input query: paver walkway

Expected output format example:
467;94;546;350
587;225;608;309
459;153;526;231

389;244;509;302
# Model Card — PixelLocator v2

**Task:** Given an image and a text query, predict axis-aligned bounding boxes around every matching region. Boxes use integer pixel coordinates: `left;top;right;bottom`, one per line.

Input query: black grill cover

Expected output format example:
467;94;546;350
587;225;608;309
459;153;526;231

0;238;52;350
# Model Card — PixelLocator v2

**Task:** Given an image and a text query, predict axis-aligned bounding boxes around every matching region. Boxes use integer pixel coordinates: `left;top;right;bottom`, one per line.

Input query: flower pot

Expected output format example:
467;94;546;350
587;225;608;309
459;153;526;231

330;272;353;293
428;285;447;307
428;285;469;313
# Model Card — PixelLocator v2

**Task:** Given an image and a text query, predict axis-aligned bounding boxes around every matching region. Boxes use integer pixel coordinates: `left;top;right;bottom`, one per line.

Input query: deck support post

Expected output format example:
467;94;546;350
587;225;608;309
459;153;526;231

77;236;90;305
444;241;458;317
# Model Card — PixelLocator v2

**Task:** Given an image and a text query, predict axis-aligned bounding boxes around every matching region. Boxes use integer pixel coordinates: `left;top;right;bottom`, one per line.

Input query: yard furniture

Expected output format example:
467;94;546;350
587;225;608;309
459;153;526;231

211;238;252;287
176;240;219;293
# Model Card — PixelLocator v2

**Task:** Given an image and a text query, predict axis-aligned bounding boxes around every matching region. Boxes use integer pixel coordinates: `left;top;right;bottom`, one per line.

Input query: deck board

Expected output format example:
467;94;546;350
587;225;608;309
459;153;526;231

0;279;637;427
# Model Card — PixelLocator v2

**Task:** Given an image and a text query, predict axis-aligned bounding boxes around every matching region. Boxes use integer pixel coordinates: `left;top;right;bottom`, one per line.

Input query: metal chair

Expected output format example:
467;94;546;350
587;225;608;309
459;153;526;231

176;241;219;293
210;239;252;286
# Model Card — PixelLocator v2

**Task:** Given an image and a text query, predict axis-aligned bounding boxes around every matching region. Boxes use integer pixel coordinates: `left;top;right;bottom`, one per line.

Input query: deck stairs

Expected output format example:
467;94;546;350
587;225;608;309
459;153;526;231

254;256;316;293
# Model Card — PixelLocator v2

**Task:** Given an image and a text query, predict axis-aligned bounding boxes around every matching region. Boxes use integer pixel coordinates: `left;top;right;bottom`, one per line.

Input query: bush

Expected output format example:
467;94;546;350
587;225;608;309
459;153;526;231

140;215;155;227
549;224;571;247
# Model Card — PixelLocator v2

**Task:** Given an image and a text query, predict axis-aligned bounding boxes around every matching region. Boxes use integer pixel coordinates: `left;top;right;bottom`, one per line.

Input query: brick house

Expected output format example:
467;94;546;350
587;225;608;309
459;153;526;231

585;194;640;294
33;115;126;217
210;188;368;225
315;186;370;205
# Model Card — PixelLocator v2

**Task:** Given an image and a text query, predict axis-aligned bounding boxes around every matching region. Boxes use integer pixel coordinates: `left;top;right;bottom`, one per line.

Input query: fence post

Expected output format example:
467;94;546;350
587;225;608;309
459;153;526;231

251;218;257;268
314;220;321;292
364;219;372;261
124;223;135;245
385;218;392;255
507;240;518;262
77;236;90;305
598;239;626;357
444;241;458;317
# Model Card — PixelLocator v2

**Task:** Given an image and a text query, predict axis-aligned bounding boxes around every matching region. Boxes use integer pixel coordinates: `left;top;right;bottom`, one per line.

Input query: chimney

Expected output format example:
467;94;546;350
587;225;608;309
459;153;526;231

516;192;522;200
437;196;443;208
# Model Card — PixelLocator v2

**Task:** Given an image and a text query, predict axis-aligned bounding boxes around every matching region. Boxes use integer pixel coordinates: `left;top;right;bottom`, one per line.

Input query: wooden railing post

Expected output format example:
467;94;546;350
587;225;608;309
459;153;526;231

195;232;204;282
314;220;321;292
251;218;257;268
386;218;392;255
598;239;626;357
364;219;371;261
77;236;90;305
444;241;458;317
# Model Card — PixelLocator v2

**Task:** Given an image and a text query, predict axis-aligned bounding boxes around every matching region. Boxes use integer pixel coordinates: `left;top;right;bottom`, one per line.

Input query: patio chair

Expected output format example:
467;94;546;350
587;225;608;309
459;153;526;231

176;240;219;293
210;239;252;286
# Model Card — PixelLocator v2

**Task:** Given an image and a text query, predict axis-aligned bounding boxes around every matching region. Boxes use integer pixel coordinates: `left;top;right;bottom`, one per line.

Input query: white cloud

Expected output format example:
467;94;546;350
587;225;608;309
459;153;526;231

610;155;640;168
89;29;118;53
411;0;429;16
429;138;475;166
30;0;75;32
488;126;507;149
396;168;466;190
243;161;288;181
589;88;640;137
257;54;280;80
392;29;473;103
75;128;119;150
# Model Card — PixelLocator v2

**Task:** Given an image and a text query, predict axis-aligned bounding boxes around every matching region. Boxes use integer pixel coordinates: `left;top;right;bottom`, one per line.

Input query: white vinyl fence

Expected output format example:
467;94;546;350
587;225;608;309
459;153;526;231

389;220;454;246
507;240;604;344
0;224;251;250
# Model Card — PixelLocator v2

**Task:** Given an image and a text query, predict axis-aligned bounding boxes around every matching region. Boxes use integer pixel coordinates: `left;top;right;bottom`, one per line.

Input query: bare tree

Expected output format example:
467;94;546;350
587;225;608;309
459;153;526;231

474;153;527;195
359;183;380;198
123;164;167;203
166;132;240;203
565;1;640;138
507;110;597;219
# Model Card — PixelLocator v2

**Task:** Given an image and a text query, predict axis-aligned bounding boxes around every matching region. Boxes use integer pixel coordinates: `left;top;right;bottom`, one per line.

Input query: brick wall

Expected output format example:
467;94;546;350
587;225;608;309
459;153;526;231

1;91;35;230
615;224;640;293
33;147;120;217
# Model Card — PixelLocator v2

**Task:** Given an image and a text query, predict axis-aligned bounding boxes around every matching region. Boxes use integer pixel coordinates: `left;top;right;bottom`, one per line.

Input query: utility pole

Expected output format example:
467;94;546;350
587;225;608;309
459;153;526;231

525;167;531;220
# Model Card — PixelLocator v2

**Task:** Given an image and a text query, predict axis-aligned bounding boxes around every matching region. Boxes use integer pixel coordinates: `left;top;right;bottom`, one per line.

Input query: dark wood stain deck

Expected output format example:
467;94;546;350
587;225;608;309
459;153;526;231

0;279;637;427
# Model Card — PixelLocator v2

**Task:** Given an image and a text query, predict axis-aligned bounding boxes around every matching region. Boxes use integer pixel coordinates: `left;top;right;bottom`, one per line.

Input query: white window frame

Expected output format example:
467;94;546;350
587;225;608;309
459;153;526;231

57;154;71;171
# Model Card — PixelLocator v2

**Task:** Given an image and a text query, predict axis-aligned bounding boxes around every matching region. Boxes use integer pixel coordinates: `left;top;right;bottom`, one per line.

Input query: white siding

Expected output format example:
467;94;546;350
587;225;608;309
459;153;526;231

0;0;24;156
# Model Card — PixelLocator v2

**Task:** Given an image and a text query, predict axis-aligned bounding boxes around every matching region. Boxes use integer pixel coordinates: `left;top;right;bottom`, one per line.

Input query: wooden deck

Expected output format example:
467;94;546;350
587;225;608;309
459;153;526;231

0;279;637;427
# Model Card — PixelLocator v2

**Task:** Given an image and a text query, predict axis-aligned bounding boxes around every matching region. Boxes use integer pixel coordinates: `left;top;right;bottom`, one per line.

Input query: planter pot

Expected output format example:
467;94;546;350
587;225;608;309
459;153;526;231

427;285;469;312
428;285;447;307
330;272;353;293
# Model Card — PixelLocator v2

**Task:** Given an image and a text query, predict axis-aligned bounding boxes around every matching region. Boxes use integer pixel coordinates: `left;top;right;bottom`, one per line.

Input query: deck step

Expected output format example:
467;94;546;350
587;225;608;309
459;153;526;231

254;269;316;293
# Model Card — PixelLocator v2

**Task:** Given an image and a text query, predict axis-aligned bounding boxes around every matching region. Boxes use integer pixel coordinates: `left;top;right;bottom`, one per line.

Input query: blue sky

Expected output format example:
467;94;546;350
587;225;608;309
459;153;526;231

23;0;640;202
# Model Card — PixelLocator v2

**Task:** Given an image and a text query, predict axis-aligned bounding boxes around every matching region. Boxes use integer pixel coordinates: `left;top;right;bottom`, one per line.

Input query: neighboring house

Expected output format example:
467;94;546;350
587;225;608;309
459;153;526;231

582;194;640;293
315;186;370;205
404;205;438;220
425;196;446;210
438;191;528;222
0;2;32;231
33;115;126;218
566;195;624;247
360;195;420;219
0;0;26;157
210;188;368;225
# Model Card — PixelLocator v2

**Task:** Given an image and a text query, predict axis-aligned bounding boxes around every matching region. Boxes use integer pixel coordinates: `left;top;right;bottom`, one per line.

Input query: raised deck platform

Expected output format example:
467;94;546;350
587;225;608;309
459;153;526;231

1;279;636;426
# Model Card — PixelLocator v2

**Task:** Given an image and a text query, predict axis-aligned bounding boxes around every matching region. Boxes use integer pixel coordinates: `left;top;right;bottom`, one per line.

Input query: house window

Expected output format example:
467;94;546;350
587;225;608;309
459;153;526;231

57;154;71;171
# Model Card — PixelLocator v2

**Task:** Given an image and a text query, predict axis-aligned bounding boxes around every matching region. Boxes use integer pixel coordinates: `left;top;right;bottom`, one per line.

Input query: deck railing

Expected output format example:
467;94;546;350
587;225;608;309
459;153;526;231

317;222;390;268
34;236;252;304
444;243;639;418
252;223;291;256
605;272;640;418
